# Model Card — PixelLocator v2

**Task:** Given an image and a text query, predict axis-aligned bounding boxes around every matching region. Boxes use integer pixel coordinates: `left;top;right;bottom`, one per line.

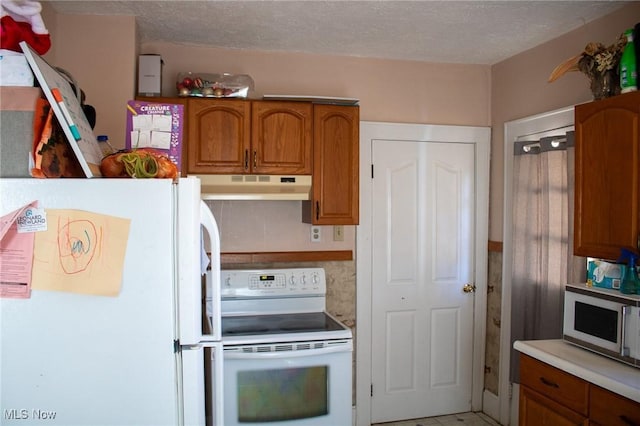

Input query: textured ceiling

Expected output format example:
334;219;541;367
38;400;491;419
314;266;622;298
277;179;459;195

45;0;631;65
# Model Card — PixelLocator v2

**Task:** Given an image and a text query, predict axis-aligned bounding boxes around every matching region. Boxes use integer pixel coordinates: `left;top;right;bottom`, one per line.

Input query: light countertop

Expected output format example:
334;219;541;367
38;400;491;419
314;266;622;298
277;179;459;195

514;339;640;403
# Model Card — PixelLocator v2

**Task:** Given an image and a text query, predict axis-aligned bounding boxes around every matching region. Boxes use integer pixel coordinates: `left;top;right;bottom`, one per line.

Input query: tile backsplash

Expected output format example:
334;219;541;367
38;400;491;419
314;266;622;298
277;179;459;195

205;200;355;252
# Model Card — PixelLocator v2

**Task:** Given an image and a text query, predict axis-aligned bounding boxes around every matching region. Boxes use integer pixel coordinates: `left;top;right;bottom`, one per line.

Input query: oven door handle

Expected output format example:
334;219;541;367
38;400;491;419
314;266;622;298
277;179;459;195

224;343;352;360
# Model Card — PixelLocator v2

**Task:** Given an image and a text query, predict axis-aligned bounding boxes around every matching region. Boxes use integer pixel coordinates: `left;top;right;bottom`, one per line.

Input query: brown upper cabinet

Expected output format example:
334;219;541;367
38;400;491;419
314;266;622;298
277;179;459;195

186;99;311;175
302;104;359;225
136;97;361;225
574;91;640;260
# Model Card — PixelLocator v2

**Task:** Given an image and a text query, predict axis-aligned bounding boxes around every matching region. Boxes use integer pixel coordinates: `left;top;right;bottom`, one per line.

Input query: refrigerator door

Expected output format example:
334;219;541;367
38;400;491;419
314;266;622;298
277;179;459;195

180;342;224;426
177;178;221;345
0;179;180;425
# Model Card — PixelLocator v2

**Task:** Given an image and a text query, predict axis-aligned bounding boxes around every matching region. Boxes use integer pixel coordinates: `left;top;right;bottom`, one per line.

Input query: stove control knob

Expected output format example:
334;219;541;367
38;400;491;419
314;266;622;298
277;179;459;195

301;275;307;285
312;273;319;285
225;277;231;287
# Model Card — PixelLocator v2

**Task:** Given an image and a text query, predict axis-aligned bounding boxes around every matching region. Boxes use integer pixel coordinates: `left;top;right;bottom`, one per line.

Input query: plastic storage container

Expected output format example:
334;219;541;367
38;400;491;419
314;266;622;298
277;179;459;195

176;72;254;98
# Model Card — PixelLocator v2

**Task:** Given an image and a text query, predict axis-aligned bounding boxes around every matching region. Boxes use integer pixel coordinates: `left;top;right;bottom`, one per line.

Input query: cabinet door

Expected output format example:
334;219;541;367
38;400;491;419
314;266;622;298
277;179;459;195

519;386;588;426
186;99;250;174
303;104;359;225
251;101;312;174
590;384;640;426
574;91;640;260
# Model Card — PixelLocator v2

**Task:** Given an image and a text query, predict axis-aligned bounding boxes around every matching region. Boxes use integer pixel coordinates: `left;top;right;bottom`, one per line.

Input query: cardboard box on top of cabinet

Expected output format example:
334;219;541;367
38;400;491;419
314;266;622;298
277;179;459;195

137;54;162;97
0;87;41;177
587;260;625;290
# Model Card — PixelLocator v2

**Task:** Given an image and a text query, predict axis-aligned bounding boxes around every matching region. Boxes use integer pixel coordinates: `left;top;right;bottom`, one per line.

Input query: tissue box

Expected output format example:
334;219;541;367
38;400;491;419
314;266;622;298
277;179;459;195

0;50;34;86
587;260;625;289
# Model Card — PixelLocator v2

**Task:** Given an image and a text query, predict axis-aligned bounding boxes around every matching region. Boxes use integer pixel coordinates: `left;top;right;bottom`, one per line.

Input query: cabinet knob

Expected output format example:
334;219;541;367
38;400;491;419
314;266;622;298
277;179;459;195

244;150;249;170
315;201;320;221
253;150;257;169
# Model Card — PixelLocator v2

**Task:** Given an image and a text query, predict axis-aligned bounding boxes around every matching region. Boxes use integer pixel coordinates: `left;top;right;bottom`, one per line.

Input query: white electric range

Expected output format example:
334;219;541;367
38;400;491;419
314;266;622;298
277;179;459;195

211;268;353;426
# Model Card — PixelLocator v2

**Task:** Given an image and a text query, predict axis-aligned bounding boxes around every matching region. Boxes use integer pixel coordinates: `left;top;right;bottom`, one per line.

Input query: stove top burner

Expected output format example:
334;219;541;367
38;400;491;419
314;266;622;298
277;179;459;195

222;312;346;337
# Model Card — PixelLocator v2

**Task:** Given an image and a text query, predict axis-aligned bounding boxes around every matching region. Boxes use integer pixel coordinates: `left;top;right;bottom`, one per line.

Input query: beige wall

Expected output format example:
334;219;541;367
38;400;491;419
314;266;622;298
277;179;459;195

39;2;639;247
41;7;137;145
141;42;489;252
143;42;491;128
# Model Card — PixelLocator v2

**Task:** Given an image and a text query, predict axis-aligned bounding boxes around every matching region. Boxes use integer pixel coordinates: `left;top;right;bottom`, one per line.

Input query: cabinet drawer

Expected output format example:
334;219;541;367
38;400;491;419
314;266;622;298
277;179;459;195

520;354;589;416
590;384;640;426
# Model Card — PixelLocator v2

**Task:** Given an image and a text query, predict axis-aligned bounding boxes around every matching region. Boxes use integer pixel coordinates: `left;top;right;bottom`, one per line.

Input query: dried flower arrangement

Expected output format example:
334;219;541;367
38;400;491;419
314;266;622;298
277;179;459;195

548;33;627;99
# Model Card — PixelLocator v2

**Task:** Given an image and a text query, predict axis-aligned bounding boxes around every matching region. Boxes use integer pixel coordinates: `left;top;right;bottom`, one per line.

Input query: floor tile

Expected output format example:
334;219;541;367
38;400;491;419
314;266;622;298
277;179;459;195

372;411;500;426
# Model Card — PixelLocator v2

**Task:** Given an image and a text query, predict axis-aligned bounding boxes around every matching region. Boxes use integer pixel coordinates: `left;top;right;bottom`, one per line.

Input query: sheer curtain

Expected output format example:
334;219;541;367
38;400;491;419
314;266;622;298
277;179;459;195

509;132;586;382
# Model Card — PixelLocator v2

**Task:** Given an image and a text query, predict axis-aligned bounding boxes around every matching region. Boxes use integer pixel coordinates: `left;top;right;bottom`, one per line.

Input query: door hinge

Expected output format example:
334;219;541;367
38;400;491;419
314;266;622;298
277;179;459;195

371;164;374;179
174;339;180;353
370;384;373;397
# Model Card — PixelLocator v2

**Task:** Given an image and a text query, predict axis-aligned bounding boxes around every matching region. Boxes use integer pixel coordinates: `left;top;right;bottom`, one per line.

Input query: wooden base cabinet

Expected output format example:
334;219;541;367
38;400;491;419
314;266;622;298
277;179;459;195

302;104;359;225
574;91;640;260
589;384;640;426
519;353;589;426
519;354;640;426
519;386;588;426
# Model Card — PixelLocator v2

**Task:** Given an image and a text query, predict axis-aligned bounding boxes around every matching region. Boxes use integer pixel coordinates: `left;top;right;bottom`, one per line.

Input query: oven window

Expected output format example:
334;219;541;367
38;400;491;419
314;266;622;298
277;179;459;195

237;366;328;422
574;301;618;343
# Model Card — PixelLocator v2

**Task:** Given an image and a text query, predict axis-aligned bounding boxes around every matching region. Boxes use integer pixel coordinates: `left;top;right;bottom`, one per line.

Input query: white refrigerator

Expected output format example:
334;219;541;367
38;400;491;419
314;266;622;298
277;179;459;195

0;177;223;426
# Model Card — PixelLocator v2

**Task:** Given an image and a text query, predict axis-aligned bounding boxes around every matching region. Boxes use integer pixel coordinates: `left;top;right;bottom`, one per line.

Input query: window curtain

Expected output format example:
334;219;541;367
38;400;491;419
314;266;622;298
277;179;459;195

509;132;586;383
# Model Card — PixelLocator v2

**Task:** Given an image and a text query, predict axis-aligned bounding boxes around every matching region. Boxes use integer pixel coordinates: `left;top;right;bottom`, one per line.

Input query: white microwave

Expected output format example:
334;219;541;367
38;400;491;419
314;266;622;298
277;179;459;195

564;284;640;368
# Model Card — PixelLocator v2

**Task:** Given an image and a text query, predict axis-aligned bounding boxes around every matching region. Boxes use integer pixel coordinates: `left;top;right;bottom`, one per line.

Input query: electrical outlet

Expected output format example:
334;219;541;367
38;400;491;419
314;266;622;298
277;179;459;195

333;225;344;241
311;226;321;243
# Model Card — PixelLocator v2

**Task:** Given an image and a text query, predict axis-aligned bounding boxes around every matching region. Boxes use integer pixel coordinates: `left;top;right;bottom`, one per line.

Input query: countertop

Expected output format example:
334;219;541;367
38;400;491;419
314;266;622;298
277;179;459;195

514;339;640;403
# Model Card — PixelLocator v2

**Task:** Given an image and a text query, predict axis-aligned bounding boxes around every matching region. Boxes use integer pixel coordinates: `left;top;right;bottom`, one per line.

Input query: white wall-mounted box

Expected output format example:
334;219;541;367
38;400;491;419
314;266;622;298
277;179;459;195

0;50;34;86
137;54;162;97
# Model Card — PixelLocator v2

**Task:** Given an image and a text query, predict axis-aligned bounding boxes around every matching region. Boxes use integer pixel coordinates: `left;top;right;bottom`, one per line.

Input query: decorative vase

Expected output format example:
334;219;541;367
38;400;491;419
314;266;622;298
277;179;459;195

590;69;620;100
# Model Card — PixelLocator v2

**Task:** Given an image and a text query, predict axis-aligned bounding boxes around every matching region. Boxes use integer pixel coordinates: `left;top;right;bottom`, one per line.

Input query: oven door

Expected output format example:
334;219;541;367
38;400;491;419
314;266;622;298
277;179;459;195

223;340;352;426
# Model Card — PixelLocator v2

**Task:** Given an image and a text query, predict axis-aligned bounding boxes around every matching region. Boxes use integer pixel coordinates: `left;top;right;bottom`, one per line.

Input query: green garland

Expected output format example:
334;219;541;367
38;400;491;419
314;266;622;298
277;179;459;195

120;152;158;178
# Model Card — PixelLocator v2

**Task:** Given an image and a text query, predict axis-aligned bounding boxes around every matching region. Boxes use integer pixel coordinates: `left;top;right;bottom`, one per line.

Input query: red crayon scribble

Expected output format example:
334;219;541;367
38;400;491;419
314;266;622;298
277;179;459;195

57;217;98;274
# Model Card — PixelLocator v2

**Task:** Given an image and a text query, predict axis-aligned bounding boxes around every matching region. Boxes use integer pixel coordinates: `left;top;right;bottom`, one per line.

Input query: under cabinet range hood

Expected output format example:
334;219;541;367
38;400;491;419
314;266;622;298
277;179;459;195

194;174;312;200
